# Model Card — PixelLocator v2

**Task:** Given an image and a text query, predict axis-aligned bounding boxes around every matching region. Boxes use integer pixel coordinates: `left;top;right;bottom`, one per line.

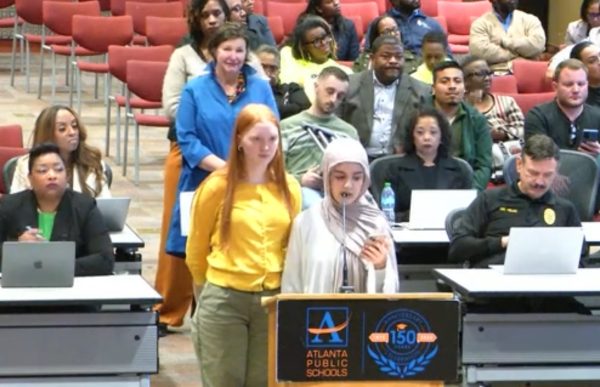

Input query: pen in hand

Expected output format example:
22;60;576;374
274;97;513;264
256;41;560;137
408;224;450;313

20;226;45;242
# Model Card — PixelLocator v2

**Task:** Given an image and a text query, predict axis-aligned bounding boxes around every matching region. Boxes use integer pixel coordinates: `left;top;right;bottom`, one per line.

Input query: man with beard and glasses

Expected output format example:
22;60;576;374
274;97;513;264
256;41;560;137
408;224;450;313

281;66;359;209
448;134;581;268
525;59;600;158
470;0;545;74
430;61;492;191
339;35;430;161
372;0;445;57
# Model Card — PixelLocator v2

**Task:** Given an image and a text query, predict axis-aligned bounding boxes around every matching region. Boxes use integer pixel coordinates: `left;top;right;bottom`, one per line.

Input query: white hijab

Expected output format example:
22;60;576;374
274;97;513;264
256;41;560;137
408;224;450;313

320;138;398;293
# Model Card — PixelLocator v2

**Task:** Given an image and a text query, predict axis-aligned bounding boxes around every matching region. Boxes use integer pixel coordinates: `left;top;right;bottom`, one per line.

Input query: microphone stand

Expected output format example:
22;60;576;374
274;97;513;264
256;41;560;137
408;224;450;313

339;194;354;293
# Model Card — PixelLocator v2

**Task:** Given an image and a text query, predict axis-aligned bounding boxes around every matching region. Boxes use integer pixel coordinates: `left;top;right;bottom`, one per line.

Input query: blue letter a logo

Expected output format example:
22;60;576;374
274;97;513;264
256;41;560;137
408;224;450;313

311;312;343;344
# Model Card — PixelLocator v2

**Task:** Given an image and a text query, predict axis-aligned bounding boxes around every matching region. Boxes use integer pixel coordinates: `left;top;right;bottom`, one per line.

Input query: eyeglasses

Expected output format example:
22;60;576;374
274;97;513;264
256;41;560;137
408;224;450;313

588;12;600;19
466;70;493;78
379;26;399;35
304;34;332;47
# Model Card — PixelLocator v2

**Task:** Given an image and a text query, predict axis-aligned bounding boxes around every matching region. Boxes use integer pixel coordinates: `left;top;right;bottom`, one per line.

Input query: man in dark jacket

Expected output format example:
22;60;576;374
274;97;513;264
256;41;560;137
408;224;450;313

239;0;276;48
256;45;311;119
430;60;492;190
449;134;581;268
339;35;430;161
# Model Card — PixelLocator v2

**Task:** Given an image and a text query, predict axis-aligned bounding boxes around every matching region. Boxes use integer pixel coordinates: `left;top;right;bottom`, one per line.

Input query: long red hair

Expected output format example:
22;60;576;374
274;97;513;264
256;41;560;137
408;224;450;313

219;104;295;245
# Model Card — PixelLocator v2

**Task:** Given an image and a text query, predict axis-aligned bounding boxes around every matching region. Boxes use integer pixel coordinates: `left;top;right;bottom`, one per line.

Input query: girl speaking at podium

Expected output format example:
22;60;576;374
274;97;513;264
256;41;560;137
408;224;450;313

281;138;399;293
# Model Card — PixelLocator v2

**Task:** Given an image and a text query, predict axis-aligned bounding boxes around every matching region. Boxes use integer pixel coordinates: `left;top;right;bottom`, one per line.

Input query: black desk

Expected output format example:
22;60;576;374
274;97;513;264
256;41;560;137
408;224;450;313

110;224;144;274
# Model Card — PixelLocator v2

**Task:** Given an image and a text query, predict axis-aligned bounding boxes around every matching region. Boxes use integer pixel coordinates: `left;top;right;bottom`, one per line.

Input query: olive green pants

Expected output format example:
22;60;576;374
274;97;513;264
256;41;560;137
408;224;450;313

192;282;278;387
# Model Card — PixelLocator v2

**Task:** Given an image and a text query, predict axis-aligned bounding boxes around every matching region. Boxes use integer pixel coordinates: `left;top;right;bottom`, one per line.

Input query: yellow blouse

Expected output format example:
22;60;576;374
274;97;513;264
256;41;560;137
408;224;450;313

185;171;301;292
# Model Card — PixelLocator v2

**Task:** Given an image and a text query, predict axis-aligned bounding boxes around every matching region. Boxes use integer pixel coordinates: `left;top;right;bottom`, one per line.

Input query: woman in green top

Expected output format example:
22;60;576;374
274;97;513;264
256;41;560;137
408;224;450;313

0;143;114;276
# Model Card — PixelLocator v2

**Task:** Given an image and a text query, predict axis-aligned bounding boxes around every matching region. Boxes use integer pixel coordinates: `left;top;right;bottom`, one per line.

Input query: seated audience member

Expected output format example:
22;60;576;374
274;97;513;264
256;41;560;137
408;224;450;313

382;108;472;222
186;104;301;386
464;56;524;142
0;143;114;275
281;66;358;208
353;15;417;74
300;0;359;61
377;0;445;57
570;41;600;107
463;56;524;174
469;0;545;74
279;15;352;100
549;0;600;78
411;31;450;85
525;59;600;158
282;138;399;293
340;35;430;160
547;27;600;78
11;105;110;198
228;0;275;49
448;134;581;267
255;45;311;119
566;0;600;46
430;61;493;191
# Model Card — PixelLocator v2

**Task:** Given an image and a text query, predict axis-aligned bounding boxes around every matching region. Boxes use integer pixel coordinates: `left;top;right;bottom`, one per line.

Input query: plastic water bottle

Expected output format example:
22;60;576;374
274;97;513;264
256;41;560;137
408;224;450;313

380;182;395;224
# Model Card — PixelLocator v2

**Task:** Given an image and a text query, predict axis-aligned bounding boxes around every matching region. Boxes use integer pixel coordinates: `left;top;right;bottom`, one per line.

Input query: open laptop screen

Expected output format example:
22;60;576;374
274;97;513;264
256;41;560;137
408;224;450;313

503;227;584;275
1;241;76;287
96;197;131;232
408;190;477;230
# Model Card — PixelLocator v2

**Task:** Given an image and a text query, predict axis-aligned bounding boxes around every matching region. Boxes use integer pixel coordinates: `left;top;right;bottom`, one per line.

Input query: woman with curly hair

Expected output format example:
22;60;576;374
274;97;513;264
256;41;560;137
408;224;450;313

382;107;473;221
11;105;110;198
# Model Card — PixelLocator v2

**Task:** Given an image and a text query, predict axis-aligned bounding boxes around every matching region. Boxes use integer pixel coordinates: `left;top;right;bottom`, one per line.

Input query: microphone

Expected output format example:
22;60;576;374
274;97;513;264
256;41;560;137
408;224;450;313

339;192;354;293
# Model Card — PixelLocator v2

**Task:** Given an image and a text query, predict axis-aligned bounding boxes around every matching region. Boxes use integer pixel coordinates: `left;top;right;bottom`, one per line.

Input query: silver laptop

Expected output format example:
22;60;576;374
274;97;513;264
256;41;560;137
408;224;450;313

96;197;131;232
408;190;477;230
1;241;76;287
503;227;584;275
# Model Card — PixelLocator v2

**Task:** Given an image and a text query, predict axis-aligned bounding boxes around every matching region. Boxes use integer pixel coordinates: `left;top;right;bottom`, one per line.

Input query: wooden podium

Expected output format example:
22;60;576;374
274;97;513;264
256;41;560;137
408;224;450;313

262;293;458;387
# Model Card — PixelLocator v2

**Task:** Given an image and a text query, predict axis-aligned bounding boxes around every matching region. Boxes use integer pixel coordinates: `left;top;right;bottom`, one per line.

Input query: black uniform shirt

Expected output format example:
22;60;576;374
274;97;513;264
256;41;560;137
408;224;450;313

448;182;581;267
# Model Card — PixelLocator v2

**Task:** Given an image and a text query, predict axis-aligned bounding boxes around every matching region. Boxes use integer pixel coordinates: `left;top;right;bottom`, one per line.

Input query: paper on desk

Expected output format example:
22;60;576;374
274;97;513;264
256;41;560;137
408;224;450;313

180;191;195;237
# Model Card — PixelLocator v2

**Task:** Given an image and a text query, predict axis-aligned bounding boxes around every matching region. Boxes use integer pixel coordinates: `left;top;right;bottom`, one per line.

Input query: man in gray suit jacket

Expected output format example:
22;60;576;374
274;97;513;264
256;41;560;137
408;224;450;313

339;35;430;160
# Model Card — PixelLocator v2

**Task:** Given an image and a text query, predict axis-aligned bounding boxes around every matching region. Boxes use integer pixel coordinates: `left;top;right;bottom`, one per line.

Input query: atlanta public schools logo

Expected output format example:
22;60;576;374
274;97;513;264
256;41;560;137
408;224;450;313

367;308;438;378
306;307;350;348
